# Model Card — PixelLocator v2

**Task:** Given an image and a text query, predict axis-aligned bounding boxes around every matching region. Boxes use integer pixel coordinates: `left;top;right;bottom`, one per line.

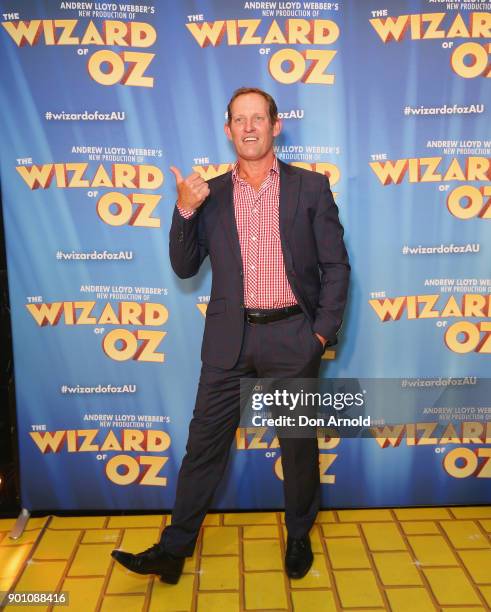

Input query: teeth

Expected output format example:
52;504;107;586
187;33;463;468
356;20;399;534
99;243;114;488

244;137;258;142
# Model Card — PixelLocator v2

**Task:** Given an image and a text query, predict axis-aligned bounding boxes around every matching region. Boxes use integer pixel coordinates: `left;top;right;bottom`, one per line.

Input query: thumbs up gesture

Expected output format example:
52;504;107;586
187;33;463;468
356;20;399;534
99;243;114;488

170;166;210;213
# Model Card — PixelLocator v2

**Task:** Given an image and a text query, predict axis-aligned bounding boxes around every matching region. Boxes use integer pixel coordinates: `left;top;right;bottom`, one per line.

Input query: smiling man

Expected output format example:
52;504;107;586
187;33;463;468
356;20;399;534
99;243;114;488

112;87;350;584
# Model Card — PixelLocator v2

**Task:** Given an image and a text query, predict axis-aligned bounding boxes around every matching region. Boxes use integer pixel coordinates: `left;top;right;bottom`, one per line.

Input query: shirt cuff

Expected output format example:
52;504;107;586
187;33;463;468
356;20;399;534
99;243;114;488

177;203;196;219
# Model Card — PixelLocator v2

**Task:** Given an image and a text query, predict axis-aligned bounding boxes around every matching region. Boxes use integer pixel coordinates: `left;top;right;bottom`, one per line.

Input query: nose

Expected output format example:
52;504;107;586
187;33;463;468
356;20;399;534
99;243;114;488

244;118;256;132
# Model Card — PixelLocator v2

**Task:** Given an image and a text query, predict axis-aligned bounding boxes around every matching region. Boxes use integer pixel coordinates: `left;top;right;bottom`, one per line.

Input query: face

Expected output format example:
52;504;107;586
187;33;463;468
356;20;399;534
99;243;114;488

224;93;281;163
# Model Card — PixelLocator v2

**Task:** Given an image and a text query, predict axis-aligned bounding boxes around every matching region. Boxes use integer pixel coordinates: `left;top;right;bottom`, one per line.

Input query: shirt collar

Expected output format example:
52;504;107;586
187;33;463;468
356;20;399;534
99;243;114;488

232;156;279;185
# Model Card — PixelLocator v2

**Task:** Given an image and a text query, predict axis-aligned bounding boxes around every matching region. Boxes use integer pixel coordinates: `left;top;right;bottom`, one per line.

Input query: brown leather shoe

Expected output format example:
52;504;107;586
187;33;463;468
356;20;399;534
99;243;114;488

111;544;185;584
285;536;313;579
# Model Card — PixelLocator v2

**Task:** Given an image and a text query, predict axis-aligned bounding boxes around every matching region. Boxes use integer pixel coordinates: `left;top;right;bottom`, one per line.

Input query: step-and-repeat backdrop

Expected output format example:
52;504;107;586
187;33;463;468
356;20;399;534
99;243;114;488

0;0;489;510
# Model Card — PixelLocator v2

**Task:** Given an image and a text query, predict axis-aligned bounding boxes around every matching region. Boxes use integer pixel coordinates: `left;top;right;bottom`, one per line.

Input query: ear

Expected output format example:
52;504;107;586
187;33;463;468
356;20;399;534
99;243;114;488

273;118;282;138
224;122;232;141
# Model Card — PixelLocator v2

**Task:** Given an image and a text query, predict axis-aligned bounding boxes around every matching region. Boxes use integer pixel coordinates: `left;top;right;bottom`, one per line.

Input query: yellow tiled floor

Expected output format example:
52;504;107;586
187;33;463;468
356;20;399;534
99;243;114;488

0;507;490;611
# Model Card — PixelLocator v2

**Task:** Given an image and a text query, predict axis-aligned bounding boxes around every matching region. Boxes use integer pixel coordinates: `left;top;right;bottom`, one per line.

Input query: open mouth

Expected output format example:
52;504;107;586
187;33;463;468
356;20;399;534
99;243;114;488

243;137;259;142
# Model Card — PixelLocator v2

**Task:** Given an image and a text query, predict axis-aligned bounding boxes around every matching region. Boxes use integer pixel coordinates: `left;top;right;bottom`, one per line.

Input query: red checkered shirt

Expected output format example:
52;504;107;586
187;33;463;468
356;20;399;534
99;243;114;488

178;157;297;309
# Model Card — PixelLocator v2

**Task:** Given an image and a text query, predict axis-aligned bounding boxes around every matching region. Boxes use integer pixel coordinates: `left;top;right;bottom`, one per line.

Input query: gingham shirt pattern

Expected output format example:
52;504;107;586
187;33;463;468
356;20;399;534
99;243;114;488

177;158;297;309
232;158;297;309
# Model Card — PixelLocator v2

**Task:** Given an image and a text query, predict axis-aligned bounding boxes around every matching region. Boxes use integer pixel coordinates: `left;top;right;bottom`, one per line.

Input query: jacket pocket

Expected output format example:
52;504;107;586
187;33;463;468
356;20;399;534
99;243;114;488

206;298;226;316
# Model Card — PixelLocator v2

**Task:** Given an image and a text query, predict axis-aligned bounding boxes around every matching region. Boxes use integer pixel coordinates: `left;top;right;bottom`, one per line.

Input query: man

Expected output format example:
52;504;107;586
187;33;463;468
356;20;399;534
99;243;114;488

112;87;350;584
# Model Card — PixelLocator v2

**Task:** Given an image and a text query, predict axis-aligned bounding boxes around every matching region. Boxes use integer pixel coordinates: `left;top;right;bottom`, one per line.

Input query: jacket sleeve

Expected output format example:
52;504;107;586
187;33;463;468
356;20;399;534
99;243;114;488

169;203;209;279
312;177;350;346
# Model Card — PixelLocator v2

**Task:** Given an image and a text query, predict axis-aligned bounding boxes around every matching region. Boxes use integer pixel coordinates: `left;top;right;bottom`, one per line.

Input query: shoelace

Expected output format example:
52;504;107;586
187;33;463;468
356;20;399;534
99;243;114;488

139;543;162;557
287;538;307;553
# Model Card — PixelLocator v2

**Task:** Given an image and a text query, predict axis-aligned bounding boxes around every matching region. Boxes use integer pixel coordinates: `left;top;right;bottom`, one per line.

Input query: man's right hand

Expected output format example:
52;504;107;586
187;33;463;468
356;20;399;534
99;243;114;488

170;166;210;212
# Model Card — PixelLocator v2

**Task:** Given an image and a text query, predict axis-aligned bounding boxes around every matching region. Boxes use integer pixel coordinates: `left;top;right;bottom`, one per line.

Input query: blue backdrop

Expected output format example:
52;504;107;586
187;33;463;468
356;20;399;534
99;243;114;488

0;0;490;510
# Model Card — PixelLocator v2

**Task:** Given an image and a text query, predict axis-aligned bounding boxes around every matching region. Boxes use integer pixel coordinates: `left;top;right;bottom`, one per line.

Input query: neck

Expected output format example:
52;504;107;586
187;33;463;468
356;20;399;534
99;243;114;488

238;152;275;180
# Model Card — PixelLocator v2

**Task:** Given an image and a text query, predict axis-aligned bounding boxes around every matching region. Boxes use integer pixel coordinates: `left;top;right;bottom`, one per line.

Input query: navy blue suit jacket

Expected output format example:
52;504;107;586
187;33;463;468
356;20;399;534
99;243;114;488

169;160;350;369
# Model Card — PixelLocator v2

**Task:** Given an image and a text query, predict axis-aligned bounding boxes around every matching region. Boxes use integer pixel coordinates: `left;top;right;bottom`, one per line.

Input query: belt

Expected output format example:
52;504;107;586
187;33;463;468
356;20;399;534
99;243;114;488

245;304;302;324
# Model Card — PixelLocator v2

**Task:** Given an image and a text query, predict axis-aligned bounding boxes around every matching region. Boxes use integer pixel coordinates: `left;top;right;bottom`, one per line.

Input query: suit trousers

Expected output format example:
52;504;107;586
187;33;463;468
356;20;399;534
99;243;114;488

159;312;323;557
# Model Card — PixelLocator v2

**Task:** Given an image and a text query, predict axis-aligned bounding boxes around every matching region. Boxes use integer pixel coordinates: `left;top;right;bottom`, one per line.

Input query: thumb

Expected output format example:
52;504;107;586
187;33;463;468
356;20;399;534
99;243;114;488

170;166;183;184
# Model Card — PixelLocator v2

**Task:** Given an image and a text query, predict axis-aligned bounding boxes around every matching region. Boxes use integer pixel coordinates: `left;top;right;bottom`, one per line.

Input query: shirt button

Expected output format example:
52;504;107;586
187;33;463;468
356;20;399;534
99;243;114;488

251;236;257;241
250;265;255;271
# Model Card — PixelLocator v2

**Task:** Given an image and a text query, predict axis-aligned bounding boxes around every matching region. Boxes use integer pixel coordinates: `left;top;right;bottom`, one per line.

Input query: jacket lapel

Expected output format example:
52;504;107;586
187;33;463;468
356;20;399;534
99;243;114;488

279;160;300;256
217;172;243;269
